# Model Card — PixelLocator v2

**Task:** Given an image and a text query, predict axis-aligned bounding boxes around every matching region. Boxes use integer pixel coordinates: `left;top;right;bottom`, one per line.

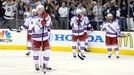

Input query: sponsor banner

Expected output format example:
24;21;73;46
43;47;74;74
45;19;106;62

49;30;106;47
49;30;134;51
48;30;72;46
49;30;105;48
118;32;134;50
0;29;27;46
0;29;134;52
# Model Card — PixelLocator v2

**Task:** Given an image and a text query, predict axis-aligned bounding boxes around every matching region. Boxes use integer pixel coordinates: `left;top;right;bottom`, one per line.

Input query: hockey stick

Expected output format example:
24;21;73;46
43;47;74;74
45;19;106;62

40;25;46;74
77;17;84;60
7;26;17;31
118;35;126;38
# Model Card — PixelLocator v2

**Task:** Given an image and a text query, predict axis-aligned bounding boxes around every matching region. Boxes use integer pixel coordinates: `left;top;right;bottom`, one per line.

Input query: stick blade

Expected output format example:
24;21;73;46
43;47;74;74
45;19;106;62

7;26;13;31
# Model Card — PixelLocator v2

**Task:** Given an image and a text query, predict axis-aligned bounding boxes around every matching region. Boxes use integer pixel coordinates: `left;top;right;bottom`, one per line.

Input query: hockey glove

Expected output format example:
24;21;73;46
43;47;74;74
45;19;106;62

16;28;21;33
41;20;46;26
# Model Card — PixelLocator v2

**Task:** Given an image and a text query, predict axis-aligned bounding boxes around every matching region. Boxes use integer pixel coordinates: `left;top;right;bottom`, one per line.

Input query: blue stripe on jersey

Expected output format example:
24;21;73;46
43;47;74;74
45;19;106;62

72;30;84;33
32;33;48;38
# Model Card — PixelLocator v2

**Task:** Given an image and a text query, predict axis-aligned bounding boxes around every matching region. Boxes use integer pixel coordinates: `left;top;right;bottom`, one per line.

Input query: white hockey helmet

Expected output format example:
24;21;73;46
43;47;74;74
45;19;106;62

76;8;83;15
107;13;113;18
32;9;37;13
107;13;114;21
36;4;44;11
32;9;37;15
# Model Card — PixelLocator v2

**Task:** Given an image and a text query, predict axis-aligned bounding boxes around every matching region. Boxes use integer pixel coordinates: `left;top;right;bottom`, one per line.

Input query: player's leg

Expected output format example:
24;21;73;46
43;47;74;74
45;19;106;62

79;41;86;58
85;39;88;50
113;37;120;58
26;34;32;56
77;35;86;60
84;32;89;52
32;40;41;71
106;36;112;58
107;48;112;58
42;40;52;72
72;35;78;58
114;47;119;58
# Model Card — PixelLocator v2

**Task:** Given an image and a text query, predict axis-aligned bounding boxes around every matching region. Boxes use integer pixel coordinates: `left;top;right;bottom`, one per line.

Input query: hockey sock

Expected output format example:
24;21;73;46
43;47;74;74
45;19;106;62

72;41;77;53
27;41;32;52
108;48;112;56
114;47;119;56
43;50;51;65
79;41;85;53
33;50;39;65
85;38;88;49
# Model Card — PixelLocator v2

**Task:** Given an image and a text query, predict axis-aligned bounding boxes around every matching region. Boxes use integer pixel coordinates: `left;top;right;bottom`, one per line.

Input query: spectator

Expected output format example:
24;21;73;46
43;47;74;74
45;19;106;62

0;0;133;31
58;2;68;29
127;1;134;31
108;1;118;18
77;2;86;14
20;0;30;5
118;1;128;31
18;1;25;20
0;0;5;22
2;0;16;28
29;0;36;9
49;0;60;29
23;6;31;20
92;1;103;30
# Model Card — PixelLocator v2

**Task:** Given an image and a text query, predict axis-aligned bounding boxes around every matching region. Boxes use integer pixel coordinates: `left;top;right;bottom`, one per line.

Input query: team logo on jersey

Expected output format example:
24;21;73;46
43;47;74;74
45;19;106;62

7;7;11;12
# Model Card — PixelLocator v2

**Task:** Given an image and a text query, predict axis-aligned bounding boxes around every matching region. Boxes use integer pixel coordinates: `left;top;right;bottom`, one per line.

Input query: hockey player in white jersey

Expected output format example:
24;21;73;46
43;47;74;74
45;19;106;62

70;8;92;60
100;13;121;58
83;16;93;53
17;9;37;56
29;5;52;73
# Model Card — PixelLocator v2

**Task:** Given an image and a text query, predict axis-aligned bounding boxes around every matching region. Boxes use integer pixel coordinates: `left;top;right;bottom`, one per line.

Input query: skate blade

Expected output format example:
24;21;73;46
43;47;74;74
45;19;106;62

78;54;84;60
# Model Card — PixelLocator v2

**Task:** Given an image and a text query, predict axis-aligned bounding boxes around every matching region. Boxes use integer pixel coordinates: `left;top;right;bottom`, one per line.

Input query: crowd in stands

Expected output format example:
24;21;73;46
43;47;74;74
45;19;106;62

0;0;134;31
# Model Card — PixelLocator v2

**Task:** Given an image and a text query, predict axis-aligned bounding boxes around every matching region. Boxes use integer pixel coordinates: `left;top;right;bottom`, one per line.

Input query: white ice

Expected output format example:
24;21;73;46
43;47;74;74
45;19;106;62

0;50;134;75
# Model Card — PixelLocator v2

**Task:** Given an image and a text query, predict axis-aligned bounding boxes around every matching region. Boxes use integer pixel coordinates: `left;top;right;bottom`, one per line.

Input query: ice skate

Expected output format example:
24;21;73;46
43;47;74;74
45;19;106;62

73;52;76;58
42;64;47;74
108;55;111;58
81;52;86;58
84;48;89;52
26;52;30;56
116;56;120;59
46;65;52;70
35;64;40;71
78;52;84;60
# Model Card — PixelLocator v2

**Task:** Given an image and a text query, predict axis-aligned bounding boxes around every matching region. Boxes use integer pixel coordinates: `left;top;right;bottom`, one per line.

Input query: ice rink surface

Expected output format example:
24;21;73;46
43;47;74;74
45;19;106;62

0;50;134;75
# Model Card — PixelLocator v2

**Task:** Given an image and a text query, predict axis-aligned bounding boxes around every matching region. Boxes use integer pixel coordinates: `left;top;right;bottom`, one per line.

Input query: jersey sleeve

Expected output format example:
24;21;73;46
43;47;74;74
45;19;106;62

100;22;107;31
116;22;121;36
45;15;52;28
70;17;78;28
19;18;30;30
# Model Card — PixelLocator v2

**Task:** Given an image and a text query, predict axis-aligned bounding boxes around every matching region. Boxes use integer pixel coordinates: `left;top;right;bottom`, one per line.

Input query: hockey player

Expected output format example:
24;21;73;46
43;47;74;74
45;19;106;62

100;13;121;58
83;16;93;53
17;9;37;56
29;5;52;73
70;8;91;60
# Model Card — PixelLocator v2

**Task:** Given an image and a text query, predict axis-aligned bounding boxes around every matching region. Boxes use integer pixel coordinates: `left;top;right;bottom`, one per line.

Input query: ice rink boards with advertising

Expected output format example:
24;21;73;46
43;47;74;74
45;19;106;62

0;29;134;55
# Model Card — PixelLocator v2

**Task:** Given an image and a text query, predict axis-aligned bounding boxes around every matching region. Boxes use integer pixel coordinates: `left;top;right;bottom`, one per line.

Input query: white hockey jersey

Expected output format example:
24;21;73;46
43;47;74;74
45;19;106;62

19;16;35;35
70;15;92;36
29;12;52;41
101;21;121;37
3;4;15;19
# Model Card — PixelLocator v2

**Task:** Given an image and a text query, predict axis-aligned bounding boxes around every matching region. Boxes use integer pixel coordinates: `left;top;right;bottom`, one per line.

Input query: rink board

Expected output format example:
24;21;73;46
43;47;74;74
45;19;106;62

0;29;134;55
